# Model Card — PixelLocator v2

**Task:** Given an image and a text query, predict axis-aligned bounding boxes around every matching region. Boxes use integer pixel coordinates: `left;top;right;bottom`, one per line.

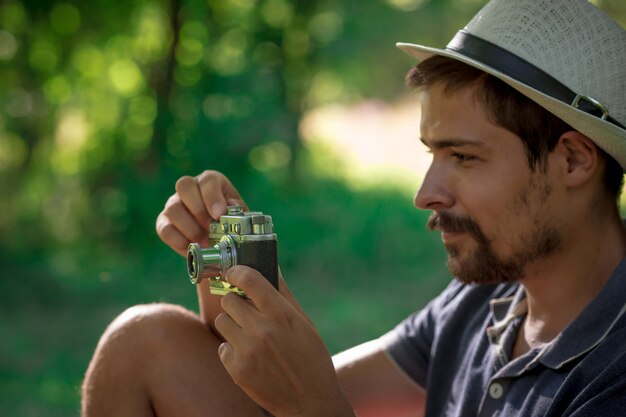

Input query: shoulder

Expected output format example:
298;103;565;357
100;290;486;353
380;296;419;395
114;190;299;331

384;279;519;346
379;279;519;388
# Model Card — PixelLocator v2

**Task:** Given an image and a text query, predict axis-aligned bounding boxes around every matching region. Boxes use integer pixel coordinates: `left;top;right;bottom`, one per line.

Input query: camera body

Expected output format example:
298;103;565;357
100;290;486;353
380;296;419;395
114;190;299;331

186;206;278;296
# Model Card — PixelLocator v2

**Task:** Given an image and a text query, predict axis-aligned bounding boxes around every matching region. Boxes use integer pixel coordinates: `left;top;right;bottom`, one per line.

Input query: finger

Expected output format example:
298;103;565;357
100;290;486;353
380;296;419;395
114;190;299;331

218;342;235;367
196;171;248;218
220;292;263;328
175;176;213;227
217;342;247;387
225;266;287;315
226;197;248;212
214;312;245;346
162;195;209;245
155;212;190;256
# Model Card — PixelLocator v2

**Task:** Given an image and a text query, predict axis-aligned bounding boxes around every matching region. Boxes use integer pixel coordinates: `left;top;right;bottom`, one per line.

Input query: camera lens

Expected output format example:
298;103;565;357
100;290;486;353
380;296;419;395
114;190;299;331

187;250;197;277
187;243;203;284
186;242;226;284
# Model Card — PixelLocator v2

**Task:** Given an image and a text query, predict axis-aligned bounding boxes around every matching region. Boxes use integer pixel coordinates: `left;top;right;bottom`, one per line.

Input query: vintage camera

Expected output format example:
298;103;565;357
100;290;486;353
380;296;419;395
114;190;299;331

186;206;278;296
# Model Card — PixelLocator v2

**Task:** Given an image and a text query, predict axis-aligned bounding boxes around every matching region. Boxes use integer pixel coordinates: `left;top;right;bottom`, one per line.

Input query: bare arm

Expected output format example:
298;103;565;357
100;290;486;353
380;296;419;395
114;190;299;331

334;339;426;417
155;170;247;330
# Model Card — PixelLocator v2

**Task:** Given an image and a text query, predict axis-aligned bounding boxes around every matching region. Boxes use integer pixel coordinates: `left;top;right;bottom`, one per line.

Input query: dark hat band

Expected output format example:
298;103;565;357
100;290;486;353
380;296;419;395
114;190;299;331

447;30;626;130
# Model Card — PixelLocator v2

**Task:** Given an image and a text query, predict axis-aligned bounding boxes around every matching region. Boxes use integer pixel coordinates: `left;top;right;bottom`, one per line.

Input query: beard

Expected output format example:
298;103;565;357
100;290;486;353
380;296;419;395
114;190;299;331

427;210;562;285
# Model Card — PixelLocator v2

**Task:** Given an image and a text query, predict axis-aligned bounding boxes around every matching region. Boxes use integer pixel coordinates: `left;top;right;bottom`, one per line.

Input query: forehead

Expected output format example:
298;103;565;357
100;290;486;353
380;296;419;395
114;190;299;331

418;83;525;154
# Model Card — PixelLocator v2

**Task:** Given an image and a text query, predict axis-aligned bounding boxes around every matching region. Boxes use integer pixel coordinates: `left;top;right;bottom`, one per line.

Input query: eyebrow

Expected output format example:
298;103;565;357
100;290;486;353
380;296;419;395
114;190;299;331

419;137;487;150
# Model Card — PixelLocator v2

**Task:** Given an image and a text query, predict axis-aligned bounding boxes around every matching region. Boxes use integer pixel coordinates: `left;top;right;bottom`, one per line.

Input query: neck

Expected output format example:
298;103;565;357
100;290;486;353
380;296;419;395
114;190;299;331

513;211;626;357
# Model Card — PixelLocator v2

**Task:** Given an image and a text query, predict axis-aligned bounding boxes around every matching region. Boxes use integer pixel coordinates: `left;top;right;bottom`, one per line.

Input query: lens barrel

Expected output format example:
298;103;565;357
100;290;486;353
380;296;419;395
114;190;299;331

187;243;222;284
187;236;238;284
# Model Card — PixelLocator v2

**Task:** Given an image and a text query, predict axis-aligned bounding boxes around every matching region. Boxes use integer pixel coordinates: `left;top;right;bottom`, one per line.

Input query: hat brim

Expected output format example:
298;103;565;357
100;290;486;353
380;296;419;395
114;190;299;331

397;42;626;169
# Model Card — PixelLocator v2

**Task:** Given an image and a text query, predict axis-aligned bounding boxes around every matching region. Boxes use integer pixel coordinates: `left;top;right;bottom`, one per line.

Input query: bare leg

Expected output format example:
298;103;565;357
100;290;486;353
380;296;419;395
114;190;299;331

81;303;267;417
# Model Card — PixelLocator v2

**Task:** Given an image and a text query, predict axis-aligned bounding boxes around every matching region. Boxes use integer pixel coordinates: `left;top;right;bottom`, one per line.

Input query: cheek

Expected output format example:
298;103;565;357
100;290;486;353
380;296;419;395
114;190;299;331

456;177;505;220
459;181;534;243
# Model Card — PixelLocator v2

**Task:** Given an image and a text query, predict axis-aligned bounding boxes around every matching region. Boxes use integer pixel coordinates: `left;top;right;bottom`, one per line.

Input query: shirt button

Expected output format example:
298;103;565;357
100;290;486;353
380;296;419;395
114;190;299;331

489;382;504;399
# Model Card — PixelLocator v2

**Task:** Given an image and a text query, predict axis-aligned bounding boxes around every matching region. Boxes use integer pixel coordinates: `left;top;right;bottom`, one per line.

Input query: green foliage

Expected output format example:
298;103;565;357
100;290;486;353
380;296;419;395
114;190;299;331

0;0;489;259
0;0;475;413
2;0;624;415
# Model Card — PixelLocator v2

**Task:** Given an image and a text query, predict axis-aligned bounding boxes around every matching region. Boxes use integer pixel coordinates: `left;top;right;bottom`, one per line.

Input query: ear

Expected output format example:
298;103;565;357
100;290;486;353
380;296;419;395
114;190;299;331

552;131;600;187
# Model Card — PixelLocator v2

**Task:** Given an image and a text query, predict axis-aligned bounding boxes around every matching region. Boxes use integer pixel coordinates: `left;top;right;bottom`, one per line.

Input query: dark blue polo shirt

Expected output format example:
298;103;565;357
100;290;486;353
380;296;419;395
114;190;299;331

382;258;626;416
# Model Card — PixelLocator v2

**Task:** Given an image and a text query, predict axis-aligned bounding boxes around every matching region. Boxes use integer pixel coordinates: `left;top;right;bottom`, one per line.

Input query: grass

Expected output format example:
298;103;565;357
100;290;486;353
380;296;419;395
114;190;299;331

0;176;450;416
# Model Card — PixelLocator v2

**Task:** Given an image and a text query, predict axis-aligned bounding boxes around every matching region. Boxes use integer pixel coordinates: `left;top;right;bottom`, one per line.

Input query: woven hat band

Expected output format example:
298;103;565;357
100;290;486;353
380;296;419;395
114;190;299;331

446;30;626;130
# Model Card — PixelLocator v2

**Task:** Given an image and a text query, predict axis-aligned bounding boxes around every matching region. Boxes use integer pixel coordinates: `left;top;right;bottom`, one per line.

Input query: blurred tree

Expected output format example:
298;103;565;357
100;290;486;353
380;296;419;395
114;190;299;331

1;0;623;266
1;1;624;415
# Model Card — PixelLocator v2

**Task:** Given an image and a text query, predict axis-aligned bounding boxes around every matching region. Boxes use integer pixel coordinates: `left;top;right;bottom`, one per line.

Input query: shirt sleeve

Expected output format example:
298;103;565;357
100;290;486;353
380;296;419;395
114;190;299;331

379;279;465;389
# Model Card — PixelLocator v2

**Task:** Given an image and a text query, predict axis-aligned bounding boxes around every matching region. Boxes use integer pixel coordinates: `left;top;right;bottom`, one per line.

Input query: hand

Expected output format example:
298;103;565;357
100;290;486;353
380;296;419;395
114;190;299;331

155;170;247;256
215;266;355;417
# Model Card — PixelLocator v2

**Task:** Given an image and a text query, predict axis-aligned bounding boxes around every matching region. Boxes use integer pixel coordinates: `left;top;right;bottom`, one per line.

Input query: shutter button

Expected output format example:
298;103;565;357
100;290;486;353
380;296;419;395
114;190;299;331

488;382;504;399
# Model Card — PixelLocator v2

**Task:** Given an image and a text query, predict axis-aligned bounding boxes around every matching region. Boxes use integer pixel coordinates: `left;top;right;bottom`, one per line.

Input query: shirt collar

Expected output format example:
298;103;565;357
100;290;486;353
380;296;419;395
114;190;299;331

484;257;626;371
486;286;527;366
536;257;626;369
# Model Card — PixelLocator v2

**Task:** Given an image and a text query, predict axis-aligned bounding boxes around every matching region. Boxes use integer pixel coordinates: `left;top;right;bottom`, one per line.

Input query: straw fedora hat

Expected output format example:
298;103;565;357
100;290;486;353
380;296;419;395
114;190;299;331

397;0;626;169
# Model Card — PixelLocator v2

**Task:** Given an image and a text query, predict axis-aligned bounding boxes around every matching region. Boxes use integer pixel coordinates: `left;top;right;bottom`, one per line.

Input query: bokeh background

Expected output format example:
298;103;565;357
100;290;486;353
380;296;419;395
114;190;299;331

1;0;624;415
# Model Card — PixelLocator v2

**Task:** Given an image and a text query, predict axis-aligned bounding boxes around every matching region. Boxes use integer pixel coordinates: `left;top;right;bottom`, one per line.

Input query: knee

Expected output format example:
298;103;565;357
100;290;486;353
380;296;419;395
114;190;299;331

85;303;217;384
108;303;200;334
100;303;210;354
83;304;217;413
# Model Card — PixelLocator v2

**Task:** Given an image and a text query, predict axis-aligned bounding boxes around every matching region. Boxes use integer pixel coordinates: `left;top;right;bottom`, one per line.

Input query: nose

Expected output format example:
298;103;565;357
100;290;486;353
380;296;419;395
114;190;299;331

414;163;455;210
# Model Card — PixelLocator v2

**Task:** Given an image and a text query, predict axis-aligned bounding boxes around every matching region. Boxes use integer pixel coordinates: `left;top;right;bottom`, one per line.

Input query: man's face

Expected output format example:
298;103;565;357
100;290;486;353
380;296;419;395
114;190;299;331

415;83;562;284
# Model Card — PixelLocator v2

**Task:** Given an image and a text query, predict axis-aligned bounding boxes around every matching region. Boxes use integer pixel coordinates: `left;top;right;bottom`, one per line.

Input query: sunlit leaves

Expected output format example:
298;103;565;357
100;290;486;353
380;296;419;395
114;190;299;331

0;0;535;257
384;0;426;12
86;93;120;130
108;59;144;96
132;4;171;63
306;70;345;107
210;0;257;26
249;141;292;172
261;0;294;28
43;76;72;104
71;46;104;78
52;109;90;175
176;21;208;66
176;37;204;67
308;9;343;44
210;27;250;75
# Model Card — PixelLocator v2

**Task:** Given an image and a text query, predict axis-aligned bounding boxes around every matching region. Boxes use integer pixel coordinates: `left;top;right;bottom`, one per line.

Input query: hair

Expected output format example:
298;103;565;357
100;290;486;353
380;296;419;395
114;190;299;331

407;55;624;199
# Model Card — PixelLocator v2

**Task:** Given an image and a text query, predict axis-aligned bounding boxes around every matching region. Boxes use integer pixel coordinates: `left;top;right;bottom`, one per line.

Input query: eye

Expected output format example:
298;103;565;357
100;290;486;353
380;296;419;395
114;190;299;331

452;152;476;162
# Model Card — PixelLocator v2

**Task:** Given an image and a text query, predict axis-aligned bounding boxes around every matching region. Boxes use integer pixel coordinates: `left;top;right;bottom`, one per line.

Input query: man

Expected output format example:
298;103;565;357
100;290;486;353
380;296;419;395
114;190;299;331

81;0;626;415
